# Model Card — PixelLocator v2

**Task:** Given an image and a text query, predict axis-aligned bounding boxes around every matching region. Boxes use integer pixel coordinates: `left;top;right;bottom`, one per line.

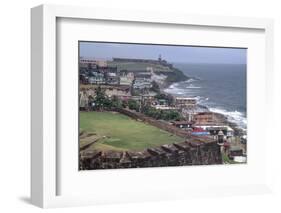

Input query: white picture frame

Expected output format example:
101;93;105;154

31;4;274;208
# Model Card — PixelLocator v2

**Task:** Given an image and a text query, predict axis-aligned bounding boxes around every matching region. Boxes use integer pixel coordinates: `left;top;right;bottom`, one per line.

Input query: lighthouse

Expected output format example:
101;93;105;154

158;54;162;62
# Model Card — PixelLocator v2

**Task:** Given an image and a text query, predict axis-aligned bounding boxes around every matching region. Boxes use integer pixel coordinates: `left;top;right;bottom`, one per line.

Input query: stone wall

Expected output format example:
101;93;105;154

116;108;190;138
80;140;222;170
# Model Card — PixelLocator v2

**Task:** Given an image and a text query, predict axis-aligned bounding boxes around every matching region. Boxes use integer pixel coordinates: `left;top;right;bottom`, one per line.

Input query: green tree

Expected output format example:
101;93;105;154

128;99;140;112
94;86;107;110
151;81;160;93
103;98;113;109
143;106;181;121
155;93;174;105
122;100;128;108
111;95;122;109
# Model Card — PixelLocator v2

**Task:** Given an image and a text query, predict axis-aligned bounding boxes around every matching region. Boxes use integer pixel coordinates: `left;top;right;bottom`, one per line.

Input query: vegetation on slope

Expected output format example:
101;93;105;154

158;68;189;85
107;61;189;85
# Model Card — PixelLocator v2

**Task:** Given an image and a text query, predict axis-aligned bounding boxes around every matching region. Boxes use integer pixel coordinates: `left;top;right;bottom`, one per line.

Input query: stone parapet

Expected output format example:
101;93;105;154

80;140;222;170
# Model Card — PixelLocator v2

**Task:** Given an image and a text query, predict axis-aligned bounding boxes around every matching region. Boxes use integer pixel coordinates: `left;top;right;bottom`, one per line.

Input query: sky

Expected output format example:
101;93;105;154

79;42;247;64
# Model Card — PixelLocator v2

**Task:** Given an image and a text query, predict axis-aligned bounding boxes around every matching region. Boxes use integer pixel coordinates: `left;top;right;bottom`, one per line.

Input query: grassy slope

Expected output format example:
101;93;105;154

108;61;172;72
80;111;184;151
107;61;189;85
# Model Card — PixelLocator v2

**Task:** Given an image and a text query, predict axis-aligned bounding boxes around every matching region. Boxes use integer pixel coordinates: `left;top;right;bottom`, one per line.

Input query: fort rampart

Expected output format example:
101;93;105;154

80;140;222;170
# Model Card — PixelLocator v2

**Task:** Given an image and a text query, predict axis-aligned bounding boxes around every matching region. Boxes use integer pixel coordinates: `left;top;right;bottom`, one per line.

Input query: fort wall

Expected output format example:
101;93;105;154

80;140;222;170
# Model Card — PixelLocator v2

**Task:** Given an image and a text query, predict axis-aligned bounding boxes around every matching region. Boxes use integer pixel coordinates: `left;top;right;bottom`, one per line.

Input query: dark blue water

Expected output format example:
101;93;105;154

164;63;247;129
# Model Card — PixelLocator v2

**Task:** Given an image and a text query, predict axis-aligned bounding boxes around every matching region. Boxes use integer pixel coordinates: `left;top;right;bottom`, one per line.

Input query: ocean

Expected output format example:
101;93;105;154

164;63;247;129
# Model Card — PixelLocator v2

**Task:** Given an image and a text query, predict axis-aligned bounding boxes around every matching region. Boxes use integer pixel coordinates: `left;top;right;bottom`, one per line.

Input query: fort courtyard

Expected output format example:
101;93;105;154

80;111;184;152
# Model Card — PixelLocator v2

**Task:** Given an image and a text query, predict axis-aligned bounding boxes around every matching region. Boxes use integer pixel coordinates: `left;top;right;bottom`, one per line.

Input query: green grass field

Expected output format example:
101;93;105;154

80;111;184;151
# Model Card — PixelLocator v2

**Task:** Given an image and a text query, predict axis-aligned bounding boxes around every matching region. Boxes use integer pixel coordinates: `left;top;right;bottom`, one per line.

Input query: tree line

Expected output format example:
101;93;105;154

88;86;181;121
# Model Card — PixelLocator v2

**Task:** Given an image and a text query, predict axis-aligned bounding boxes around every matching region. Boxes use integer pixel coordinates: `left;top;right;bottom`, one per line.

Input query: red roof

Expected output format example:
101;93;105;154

192;127;206;132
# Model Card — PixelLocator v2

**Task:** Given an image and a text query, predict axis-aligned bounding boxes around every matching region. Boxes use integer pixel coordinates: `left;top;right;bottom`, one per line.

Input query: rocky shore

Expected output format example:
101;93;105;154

160;77;246;137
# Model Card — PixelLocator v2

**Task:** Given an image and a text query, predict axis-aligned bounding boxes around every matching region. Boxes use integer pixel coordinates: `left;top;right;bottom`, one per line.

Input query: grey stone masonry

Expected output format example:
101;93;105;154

80;140;222;170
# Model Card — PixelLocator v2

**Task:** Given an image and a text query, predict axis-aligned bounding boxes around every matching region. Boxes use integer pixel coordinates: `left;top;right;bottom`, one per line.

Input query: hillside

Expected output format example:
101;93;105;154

107;60;189;86
108;61;172;72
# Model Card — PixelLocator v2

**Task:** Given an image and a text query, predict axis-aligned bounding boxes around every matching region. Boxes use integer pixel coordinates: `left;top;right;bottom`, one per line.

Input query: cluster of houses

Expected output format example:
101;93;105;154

79;58;154;93
171;113;246;162
171;112;234;138
80;64;119;85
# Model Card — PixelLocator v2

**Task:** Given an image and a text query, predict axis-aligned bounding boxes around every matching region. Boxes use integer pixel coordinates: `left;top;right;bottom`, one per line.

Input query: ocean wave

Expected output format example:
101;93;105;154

186;78;195;83
164;87;185;95
186;77;201;82
168;83;179;89
196;97;208;105
209;107;247;129
186;84;201;89
164;82;184;94
165;80;247;129
165;80;201;94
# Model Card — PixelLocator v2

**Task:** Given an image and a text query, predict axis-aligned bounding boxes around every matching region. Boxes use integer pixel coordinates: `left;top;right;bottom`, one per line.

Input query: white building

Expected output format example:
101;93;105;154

79;58;107;68
175;97;197;108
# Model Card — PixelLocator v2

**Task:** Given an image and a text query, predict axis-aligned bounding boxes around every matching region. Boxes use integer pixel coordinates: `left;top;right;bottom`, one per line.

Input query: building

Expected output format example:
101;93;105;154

151;105;178;110
80;58;107;68
172;121;193;130
228;146;244;160
120;76;132;85
79;91;89;110
193;112;215;125
175;97;197;108
104;86;131;99
112;56;174;68
99;66;117;74
119;71;134;86
193;125;234;138
191;127;210;136
134;72;152;80
105;72;119;85
241;135;247;144
79;74;89;84
88;72;106;84
133;71;152;90
157;99;168;105
206;126;234;138
133;80;152;90
130;94;156;105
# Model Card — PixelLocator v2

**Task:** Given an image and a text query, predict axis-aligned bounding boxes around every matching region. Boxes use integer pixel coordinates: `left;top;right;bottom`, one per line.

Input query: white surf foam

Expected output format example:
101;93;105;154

164;82;184;94
186;85;201;89
186;78;200;83
165;80;247;129
186;79;195;83
209;107;247;129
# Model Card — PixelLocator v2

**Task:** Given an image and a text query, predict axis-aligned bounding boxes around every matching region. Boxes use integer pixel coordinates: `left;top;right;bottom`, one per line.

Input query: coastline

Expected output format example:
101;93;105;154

160;78;246;136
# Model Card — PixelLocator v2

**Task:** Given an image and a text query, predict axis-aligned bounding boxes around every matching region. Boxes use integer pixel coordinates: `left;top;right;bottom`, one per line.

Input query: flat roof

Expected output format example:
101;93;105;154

176;97;197;100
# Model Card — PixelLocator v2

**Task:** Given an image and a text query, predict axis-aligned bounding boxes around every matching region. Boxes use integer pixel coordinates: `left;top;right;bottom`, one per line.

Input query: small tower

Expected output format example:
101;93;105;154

217;130;226;163
217;130;224;145
158;54;162;62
